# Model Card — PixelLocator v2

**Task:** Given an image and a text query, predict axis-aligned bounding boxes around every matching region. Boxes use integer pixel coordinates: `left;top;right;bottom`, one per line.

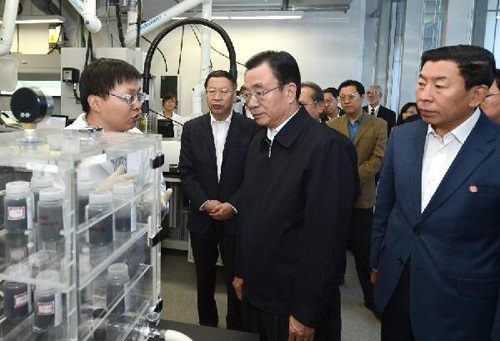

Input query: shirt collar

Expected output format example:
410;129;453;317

369;104;380;112
426;107;481;144
267;108;300;142
348;112;364;125
210;112;233;124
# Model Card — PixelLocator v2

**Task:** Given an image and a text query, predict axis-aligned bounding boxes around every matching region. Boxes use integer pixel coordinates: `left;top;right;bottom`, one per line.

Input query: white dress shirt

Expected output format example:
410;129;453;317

211;112;233;182
421;108;480;212
266;109;299;158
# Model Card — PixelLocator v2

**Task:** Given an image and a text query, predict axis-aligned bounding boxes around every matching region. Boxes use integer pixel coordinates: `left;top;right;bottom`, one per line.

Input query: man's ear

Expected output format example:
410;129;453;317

318;100;325;113
469;85;489;108
87;94;102;114
287;83;297;103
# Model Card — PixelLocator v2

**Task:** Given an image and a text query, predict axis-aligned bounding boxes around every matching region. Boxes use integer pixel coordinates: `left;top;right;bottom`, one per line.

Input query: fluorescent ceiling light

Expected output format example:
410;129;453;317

173;11;304;20
0;16;65;25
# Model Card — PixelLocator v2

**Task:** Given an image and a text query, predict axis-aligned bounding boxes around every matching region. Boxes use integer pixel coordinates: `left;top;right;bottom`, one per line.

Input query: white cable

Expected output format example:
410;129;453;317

0;0;20;56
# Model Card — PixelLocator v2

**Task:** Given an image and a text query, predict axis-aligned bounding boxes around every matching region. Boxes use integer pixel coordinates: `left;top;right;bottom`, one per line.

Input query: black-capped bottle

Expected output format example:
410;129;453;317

37;187;64;243
87;190;114;246
4;181;33;233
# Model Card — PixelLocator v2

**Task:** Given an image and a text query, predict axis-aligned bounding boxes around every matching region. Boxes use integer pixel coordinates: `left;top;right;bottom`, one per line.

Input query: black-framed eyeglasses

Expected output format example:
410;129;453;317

109;92;147;106
240;85;282;104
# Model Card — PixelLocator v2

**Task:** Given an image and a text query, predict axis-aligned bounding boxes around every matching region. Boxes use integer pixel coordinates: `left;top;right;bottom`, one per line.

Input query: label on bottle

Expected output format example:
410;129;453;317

37;301;54;316
9;247;27;262
14;291;29;308
8;206;25;220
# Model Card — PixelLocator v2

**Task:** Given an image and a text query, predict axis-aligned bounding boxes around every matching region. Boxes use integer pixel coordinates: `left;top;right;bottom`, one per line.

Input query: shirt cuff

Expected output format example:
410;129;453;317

229;204;238;215
199;200;209;212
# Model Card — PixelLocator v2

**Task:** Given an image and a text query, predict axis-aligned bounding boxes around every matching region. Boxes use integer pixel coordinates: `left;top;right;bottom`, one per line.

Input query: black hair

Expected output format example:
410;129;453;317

420;45;496;90
245;50;301;100
204;70;237;90
301;82;324;103
397;102;419;125
494;69;500;89
323;87;339;98
162;93;177;105
338;80;365;96
79;58;141;114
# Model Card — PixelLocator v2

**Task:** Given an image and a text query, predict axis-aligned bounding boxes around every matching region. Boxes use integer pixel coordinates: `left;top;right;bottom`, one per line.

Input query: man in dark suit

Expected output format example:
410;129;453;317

233;51;358;341
364;84;396;136
321;87;345;123
178;70;258;330
370;45;500;341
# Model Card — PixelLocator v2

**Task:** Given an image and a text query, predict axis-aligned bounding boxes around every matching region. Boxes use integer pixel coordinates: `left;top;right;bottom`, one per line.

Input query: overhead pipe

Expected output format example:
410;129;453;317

67;0;101;33
0;0;20;56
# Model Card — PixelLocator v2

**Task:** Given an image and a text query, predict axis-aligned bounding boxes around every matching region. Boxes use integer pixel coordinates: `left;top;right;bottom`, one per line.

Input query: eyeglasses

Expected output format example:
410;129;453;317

206;88;233;97
299;100;318;107
109;92;146;106
339;93;361;102
240;85;282;103
485;92;500;98
366;90;380;96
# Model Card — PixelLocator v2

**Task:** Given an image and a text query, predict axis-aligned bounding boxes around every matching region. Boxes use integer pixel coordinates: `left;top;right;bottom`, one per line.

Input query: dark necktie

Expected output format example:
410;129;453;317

371;108;375;116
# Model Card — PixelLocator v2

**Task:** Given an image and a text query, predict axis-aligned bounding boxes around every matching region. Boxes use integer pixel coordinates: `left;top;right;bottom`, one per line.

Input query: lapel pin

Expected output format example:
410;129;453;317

469;185;478;193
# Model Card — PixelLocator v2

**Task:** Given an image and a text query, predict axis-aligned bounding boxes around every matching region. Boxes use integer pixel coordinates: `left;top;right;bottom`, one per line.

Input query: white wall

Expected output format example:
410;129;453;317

90;0;365;118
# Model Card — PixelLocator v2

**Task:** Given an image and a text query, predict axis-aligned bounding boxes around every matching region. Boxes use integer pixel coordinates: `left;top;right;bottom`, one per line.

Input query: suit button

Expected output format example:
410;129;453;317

398;258;404;266
413;227;422;236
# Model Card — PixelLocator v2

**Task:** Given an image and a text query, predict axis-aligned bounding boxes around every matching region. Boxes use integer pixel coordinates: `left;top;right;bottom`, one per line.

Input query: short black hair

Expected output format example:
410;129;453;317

245;50;301;100
420;45;496;90
162;93;177;105
204;70;237;90
338;80;365;96
79;58;141;114
301;82;324;103
494;69;500;89
323;87;339;98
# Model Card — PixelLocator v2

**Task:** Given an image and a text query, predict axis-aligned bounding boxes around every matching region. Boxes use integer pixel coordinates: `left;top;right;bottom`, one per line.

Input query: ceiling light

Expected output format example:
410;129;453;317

0;16;65;25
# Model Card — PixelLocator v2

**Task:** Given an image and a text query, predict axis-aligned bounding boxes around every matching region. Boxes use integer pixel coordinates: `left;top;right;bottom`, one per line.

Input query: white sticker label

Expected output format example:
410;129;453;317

8;206;25;221
14;291;29;308
37;301;54;316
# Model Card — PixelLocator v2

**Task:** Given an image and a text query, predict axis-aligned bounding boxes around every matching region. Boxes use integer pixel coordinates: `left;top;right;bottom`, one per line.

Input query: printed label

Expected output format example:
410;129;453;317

14;291;29;308
9;247;27;262
37;301;54;316
8;206;26;221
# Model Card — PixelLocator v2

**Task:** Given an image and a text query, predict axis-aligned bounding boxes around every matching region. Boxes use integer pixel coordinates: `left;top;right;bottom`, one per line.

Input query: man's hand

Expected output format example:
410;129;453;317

288;316;315;341
202;200;221;213
97;165;137;191
370;269;377;285
232;277;244;301
209;202;235;221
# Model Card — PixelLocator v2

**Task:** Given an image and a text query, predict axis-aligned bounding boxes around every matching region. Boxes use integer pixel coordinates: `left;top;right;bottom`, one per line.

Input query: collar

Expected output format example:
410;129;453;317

210;112;233;124
347;112;365;125
426;107;481;144
369;104;380;112
264;107;311;149
267;108;299;142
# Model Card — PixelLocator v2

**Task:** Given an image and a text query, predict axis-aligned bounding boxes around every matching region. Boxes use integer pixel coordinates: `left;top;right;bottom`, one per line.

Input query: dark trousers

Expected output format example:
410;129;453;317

350;208;375;308
241;289;340;341
190;222;241;330
381;261;415;341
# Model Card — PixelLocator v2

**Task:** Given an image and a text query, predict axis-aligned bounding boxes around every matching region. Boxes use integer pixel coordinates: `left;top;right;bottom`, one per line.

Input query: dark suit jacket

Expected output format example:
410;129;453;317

364;105;396;136
236;108;359;327
178;112;259;235
370;112;500;341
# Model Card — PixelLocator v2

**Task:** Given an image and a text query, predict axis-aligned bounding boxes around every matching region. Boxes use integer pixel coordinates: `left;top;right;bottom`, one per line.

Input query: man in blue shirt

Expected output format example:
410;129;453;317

327;80;387;318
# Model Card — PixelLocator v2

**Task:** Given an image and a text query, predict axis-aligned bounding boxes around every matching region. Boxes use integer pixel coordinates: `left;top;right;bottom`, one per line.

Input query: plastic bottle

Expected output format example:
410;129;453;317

37;187;64;242
4;181;33;232
113;181;136;241
30;174;53;223
33;270;62;332
4;264;31;320
87;190;114;246
4;232;28;264
78;178;96;225
106;263;129;314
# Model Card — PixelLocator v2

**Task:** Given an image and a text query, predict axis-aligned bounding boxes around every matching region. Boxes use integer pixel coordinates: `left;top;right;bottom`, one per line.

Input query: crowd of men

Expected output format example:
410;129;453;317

77;43;500;341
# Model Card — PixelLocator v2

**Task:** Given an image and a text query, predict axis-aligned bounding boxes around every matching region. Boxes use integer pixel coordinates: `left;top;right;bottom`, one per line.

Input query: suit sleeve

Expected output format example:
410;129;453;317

358;120;387;185
178;121;210;209
370;128;396;270
291;138;358;327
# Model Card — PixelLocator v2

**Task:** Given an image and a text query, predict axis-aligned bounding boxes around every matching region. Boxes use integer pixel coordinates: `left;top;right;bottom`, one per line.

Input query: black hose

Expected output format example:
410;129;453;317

115;3;125;47
136;0;142;48
142;18;237;114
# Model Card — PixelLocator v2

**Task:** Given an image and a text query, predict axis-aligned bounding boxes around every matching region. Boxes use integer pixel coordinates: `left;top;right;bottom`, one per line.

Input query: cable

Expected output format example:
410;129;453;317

73;83;81;103
141;36;168;72
191;25;246;68
136;0;142;48
115;2;125;47
149;108;183;126
177;26;185;74
47;24;63;54
85;32;95;66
